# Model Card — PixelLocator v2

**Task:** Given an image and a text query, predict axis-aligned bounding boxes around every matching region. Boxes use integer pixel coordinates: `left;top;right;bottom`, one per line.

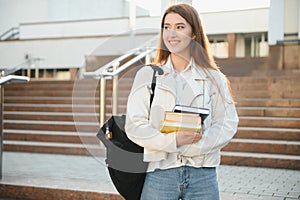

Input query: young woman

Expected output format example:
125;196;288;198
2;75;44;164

125;3;239;200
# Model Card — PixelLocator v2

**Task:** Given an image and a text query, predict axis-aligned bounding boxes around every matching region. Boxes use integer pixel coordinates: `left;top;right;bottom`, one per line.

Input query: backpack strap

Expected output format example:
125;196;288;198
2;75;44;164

148;64;163;107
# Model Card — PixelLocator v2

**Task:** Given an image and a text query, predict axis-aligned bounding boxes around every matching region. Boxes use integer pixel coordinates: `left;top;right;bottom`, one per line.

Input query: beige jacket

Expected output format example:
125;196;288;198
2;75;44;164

125;60;239;171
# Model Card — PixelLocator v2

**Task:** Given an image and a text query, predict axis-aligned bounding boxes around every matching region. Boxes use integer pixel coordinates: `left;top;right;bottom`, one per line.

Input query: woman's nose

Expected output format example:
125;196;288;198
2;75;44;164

169;29;177;36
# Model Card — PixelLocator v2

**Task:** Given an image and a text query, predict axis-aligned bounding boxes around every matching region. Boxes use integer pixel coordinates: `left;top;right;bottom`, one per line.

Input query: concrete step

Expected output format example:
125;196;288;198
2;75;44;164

3;140;104;156
7;106;299;120
4;96;83;104
223;138;300;155
4;90;83;97
232;83;300;92
250;69;300;77
234;90;300;98
0;184;122;200
5;81;133;91
4;120;99;132
4;104;299;117
237;107;300;117
7;115;298;131
235;127;300;141
4;104;99;112
4;111;100;122
4;96;128;105
3;104;126;114
229;76;300;84
239;116;300;129
4;89;130;98
4;129;99;144
221;151;300;170
235;98;300;108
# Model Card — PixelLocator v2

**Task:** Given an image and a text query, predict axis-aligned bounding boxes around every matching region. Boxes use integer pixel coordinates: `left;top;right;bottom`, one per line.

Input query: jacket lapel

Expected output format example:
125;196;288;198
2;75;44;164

180;66;208;106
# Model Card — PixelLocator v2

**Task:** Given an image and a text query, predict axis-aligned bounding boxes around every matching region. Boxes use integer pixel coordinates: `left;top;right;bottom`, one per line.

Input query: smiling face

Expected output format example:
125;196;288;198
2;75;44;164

162;12;195;58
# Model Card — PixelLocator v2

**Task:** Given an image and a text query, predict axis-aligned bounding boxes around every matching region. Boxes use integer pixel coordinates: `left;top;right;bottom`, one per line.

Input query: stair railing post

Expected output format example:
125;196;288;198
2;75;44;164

99;75;106;126
27;60;31;78
0;85;3;179
112;62;119;115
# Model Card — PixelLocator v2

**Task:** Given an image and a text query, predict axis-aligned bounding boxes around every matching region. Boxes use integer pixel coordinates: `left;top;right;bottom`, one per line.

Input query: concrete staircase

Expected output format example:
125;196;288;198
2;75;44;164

222;76;300;169
3;80;104;157
2;74;300;169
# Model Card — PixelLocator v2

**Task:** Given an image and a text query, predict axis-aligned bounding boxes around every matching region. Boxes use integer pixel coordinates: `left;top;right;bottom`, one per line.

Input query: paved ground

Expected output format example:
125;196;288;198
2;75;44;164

0;152;299;200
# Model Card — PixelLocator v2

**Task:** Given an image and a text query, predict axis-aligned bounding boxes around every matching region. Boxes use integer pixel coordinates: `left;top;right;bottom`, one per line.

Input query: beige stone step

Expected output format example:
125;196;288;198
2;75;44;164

235;127;300;141
4;104;99;112
4;96;128;105
4;111;100;122
235;98;300;108
0;184;122;200
221;151;300;170
3;141;104;156
237;107;300;117
234;90;300;98
232;83;300;92
229;77;300;84
223;138;300;155
4;89;130;98
239;116;300;129
3;104;126;114
4;129;99;144
4;120;99;132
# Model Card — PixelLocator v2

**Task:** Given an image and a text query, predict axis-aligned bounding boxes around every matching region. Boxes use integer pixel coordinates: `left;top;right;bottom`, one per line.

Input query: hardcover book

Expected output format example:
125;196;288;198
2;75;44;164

173;105;210;122
160;111;202;134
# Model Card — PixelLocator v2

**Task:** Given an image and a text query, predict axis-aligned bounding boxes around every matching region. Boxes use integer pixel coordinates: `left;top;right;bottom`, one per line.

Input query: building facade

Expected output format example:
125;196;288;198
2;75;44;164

0;0;299;79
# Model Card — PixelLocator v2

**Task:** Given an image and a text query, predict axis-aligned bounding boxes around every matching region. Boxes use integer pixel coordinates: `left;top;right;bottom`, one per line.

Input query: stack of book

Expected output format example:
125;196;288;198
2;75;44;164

160;105;210;134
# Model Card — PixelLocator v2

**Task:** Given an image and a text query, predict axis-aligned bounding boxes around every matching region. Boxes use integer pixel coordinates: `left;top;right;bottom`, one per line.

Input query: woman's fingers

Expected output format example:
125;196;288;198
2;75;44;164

192;132;202;143
176;131;202;146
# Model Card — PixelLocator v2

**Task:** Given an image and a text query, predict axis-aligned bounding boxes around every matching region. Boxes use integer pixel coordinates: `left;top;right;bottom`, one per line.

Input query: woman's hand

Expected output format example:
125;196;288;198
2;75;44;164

176;131;202;147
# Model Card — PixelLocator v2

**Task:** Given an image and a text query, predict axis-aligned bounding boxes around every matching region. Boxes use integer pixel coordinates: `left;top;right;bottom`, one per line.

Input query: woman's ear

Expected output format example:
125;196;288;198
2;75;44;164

192;35;196;39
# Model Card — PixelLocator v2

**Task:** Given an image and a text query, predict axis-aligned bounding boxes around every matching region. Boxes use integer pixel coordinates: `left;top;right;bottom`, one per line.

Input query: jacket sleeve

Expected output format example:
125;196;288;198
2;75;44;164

180;72;239;157
125;67;178;153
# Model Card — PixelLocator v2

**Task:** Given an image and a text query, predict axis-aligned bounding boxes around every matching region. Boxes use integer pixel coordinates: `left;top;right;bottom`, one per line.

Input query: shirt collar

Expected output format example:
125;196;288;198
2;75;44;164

166;57;194;74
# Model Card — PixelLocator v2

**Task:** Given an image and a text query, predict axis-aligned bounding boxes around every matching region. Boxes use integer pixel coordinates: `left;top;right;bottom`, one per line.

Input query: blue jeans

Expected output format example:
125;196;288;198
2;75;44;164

141;166;219;200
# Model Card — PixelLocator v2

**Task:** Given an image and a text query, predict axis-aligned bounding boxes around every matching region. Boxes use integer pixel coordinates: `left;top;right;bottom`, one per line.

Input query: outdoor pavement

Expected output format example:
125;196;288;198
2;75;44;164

0;152;299;200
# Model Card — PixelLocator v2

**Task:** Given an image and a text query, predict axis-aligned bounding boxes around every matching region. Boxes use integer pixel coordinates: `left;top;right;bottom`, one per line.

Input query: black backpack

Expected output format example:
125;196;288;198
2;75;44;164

97;65;163;200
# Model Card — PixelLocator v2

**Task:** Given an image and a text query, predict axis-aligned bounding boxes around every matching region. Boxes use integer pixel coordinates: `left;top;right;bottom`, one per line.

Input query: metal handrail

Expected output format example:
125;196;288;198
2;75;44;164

0;27;19;40
84;35;158;125
1;56;45;78
0;75;30;85
1;61;27;76
103;47;155;76
83;48;139;78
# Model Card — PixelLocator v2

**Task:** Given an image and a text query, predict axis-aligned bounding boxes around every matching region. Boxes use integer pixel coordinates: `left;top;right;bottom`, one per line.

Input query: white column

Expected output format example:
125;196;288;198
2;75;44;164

284;0;299;39
268;0;284;45
298;0;300;41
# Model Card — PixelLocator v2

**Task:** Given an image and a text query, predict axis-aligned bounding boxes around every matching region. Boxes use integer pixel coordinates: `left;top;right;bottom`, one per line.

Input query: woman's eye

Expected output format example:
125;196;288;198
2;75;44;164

164;26;170;30
177;26;184;30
